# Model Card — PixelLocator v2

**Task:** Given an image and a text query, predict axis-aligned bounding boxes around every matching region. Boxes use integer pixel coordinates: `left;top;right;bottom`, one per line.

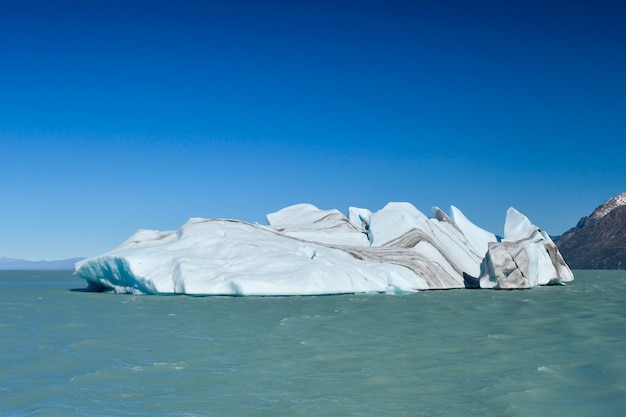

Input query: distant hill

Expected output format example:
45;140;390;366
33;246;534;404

555;192;626;269
0;257;84;270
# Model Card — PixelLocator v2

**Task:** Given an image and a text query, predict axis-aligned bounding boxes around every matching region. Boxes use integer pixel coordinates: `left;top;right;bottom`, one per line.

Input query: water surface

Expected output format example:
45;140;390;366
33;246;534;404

1;270;625;416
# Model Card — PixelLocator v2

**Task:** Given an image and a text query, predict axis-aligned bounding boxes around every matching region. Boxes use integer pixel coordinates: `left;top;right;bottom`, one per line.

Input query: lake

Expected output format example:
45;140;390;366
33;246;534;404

1;270;625;416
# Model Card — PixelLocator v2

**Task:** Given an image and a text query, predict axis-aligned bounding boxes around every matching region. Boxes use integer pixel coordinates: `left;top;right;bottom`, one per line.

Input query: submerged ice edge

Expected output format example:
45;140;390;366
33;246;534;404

74;203;574;295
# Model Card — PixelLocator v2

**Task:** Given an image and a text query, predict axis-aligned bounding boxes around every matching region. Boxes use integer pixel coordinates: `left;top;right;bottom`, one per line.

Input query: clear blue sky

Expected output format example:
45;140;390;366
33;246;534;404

1;0;625;260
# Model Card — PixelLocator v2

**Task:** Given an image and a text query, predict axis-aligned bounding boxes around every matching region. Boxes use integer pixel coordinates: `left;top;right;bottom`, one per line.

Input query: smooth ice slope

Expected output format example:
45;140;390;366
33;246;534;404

75;203;574;295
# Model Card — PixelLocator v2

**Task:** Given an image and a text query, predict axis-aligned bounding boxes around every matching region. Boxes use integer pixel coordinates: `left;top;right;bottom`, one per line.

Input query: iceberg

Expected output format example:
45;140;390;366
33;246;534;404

74;203;574;295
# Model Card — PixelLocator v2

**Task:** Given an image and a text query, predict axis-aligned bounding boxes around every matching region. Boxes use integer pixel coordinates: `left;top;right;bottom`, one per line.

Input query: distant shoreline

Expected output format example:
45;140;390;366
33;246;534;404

0;257;85;271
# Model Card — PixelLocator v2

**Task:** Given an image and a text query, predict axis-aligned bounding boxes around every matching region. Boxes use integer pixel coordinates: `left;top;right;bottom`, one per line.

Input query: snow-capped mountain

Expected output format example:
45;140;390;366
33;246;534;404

556;192;626;269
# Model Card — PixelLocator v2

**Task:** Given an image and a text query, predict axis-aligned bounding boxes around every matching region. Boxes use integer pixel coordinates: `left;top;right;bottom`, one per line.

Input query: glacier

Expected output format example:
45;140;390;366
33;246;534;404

74;203;574;295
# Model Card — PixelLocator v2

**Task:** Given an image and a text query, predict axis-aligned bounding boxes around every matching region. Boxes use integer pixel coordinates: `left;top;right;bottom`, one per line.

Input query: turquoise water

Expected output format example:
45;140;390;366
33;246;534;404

1;270;625;417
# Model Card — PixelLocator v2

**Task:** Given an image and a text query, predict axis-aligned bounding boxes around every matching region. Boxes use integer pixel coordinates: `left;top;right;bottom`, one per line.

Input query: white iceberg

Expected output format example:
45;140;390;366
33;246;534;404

74;203;574;295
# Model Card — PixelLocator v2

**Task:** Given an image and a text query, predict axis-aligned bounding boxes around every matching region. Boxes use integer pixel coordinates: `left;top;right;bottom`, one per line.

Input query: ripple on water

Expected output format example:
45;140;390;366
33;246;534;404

1;270;626;417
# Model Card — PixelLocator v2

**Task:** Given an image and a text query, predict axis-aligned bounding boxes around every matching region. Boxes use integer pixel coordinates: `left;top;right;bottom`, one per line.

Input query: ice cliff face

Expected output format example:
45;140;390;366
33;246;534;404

74;203;574;295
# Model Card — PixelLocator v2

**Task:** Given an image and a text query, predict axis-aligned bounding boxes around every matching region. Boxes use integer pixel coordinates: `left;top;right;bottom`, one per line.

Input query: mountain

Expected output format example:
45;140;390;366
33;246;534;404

0;257;84;270
556;192;626;269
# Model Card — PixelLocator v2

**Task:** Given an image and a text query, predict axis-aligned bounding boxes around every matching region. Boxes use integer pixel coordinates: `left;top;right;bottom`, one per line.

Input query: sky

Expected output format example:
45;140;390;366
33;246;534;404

1;0;625;260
